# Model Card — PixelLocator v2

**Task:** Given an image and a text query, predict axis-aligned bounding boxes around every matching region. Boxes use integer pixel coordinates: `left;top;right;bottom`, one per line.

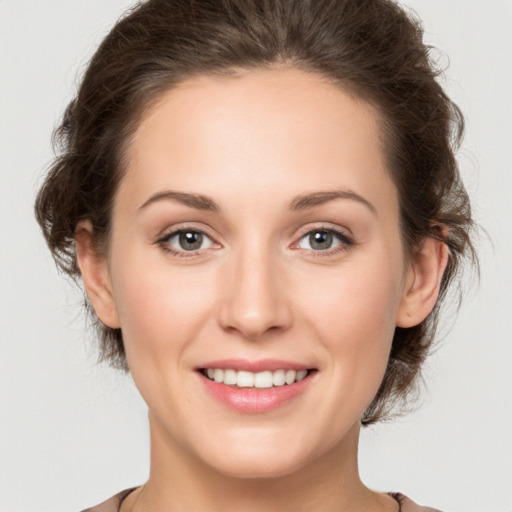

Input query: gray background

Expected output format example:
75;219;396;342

1;1;511;511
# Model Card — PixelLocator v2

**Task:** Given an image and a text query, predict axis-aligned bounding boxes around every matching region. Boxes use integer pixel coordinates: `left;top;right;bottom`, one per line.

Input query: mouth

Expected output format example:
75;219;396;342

196;360;317;413
200;368;313;388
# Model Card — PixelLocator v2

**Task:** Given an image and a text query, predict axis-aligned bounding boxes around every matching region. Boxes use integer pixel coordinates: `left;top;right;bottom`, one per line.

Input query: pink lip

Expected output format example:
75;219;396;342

198;358;311;372
196;363;316;414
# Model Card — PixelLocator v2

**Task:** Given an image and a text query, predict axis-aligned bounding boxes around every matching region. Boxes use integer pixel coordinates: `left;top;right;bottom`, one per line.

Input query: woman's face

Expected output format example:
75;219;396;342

100;68;414;477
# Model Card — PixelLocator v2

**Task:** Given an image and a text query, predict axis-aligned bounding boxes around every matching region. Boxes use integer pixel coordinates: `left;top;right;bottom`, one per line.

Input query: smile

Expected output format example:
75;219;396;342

202;368;309;388
197;361;317;413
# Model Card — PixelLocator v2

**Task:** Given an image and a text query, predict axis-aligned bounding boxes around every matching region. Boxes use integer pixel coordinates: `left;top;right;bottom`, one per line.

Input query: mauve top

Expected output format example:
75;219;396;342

81;488;443;511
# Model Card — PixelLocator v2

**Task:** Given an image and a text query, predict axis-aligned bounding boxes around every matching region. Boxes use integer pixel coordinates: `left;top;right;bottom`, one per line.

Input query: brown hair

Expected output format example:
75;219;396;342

35;0;476;424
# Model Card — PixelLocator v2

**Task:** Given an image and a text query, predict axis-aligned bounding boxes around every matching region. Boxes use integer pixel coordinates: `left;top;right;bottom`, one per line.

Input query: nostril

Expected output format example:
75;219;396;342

217;272;293;340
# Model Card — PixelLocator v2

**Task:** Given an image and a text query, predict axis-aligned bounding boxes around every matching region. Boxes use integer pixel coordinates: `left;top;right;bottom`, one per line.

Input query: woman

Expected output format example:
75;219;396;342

34;0;476;511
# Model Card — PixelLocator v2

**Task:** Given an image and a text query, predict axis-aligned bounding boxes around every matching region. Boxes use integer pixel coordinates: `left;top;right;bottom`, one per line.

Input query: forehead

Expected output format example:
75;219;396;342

120;67;397;215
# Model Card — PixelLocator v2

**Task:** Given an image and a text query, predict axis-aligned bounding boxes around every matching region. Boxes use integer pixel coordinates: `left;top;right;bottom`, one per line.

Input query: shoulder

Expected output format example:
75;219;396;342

390;492;444;512
80;488;138;512
82;489;444;512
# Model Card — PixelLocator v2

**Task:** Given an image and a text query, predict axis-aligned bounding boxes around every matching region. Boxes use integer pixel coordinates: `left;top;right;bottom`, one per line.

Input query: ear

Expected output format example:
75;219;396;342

396;235;449;328
75;221;120;329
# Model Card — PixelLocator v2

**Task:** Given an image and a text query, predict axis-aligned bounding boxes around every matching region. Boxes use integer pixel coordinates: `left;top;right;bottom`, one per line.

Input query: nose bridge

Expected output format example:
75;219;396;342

218;235;291;339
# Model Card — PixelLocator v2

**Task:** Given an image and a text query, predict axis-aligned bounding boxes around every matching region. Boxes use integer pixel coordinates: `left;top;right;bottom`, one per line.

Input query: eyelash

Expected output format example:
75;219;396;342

292;227;355;258
156;227;217;258
155;225;355;259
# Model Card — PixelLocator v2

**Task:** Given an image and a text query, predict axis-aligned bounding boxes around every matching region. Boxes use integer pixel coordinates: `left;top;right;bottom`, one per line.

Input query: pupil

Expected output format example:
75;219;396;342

179;231;202;250
310;231;332;250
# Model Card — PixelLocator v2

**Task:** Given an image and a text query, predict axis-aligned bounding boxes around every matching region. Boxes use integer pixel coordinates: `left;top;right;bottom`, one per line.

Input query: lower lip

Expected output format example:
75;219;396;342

198;371;315;413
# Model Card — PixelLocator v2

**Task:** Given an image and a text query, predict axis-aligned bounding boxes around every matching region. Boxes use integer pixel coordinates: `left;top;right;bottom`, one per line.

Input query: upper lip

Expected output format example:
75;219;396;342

198;359;313;373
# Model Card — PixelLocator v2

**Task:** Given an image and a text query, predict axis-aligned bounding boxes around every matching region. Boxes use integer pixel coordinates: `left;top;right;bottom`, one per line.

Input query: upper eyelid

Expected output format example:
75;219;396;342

157;224;218;242
290;231;355;263
290;226;355;252
293;224;353;241
154;223;354;248
156;227;219;258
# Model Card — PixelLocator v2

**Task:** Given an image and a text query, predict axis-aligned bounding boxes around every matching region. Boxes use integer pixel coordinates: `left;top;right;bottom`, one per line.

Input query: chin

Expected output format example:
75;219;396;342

206;450;310;480
195;428;326;480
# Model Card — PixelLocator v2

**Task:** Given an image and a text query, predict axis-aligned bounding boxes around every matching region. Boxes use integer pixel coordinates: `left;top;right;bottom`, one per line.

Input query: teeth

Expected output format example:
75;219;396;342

203;368;310;388
272;369;286;386
254;371;273;388
223;369;237;385
285;369;296;385
237;370;254;388
296;370;308;382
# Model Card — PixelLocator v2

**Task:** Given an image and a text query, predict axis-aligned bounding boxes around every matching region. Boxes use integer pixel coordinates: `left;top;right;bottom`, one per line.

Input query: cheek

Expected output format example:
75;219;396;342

303;253;402;332
108;256;221;425
298;251;404;396
109;251;216;363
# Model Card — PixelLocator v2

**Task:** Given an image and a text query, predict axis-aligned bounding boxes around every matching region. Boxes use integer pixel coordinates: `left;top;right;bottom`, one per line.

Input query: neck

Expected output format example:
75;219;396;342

126;413;394;512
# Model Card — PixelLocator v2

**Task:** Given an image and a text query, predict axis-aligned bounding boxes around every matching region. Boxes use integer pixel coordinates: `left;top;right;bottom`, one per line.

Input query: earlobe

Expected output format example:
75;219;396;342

75;221;120;329
396;236;449;328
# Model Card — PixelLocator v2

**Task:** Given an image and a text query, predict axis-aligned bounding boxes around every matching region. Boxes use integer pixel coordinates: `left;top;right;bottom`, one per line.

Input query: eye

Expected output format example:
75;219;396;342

295;228;352;252
159;229;214;254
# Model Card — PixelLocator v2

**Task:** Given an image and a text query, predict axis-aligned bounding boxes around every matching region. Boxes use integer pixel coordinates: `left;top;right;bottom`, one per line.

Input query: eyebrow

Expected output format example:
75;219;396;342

289;190;377;215
139;191;220;212
138;189;377;215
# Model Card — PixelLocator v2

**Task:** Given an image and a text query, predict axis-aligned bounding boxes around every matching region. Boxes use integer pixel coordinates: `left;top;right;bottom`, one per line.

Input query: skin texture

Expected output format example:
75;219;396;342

76;67;448;512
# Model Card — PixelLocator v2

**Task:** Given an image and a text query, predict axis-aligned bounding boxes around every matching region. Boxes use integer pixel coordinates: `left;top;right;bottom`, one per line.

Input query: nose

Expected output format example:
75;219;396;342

218;244;292;341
